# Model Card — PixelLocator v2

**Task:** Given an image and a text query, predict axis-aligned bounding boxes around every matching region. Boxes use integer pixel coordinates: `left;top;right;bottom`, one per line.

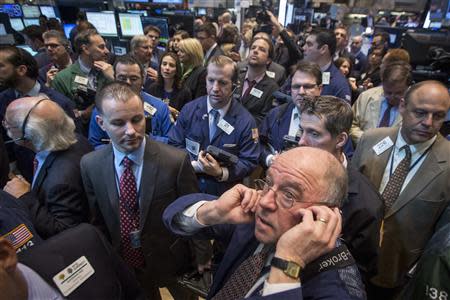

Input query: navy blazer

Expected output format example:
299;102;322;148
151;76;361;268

163;193;363;299
321;63;351;102
168;97;260;195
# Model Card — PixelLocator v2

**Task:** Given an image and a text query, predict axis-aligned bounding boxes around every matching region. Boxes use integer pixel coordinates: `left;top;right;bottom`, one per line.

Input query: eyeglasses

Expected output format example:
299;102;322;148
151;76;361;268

254;178;332;209
291;83;318;91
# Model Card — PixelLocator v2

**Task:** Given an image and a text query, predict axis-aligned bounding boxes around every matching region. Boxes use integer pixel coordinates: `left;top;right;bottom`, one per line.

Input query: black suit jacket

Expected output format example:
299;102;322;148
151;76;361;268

18;223;144;300
236;69;279;125
81;138;200;285
19;136;93;239
184;65;207;100
204;44;225;65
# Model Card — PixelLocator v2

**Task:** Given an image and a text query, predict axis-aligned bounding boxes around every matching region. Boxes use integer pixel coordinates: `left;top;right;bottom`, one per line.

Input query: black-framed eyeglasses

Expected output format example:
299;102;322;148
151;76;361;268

254;178;333;209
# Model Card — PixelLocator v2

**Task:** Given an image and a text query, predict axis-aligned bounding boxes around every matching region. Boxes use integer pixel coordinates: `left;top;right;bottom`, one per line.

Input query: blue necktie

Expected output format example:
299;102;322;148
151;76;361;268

209;109;220;141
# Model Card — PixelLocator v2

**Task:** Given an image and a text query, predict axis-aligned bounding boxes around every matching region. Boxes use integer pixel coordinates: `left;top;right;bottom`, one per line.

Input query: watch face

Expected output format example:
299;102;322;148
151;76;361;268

285;262;301;279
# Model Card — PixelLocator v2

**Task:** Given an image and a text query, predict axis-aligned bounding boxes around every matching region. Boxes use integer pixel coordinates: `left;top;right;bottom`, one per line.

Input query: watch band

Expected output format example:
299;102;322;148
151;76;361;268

271;257;301;279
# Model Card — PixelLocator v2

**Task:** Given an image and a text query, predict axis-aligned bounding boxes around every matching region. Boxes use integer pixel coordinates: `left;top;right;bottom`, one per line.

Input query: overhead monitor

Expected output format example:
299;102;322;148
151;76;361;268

86;12;118;37
197;8;207;16
23;18;40;27
152;0;183;4
128;10;148;16
0;24;6;35
63;23;76;39
119;13;144;37
165;14;194;36
10;18;24;31
141;16;169;40
125;0;149;2
0;4;22;18
22;5;40;18
39;6;57;18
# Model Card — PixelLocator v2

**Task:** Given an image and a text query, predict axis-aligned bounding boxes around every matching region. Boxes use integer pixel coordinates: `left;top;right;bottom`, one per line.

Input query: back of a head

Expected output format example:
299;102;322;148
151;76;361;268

382;48;410;65
95;82;141;115
278;147;348;208
381;60;412;85
310;29;336;57
74;29;98;55
196;23;217;38
0;46;39;80
22;25;44;42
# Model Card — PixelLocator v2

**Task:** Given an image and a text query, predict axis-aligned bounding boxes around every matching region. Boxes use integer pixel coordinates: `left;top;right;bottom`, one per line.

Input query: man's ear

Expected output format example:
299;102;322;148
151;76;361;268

96;114;106;131
16;65;27;77
335;132;348;150
0;238;18;274
319;44;329;55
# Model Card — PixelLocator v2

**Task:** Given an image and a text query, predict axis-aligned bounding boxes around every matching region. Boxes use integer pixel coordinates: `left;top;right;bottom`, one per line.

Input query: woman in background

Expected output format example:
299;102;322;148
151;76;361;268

148;52;192;120
177;38;207;99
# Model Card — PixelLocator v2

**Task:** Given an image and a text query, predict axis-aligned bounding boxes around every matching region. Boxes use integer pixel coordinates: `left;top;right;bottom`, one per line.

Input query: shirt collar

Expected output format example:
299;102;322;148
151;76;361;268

78;57;91;75
207;97;231;118
244;70;265;84
15;81;41;98
35;150;50;164
112;137;146;168
205;43;218;59
395;127;436;155
320;60;332;72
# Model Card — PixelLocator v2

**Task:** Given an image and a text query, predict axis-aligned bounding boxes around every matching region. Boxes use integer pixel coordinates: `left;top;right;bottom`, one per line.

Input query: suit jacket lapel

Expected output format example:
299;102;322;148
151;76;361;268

32;152;57;193
370;129;398;189
103;147;119;219
139;138;158;230
386;136;446;218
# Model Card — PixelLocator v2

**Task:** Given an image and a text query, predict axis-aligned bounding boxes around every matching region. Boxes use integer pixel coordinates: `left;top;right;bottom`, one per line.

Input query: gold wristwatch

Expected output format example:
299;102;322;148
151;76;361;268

270;257;301;279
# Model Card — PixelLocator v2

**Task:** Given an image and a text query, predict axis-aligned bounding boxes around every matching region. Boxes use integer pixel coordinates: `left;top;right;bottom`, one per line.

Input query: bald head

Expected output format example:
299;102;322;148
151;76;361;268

5;96;76;152
272;147;348;207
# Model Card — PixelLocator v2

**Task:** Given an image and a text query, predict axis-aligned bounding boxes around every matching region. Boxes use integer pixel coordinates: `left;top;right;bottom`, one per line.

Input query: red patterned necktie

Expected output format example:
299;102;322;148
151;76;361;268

382;145;411;214
242;80;257;100
212;245;271;300
119;157;145;268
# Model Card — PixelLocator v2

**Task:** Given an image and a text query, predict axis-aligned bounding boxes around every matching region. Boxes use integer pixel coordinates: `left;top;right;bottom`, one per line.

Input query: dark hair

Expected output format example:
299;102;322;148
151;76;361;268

21;25;44;42
113;54;145;80
0;46;39;80
196;23;217;38
43;30;70;49
300;95;353;136
156;52;183;90
249;36;274;60
96;82;141;115
174;30;190;39
144;25;161;35
335;56;353;78
76;11;87;22
292;61;322;85
74;29;99;55
309;29;336;57
46;18;63;32
208;55;238;83
381;61;412;85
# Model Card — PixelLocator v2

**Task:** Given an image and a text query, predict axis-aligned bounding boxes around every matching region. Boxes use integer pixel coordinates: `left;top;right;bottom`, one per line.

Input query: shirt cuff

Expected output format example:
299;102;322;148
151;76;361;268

217;167;229;182
262;280;301;296
173;201;209;233
191;160;203;173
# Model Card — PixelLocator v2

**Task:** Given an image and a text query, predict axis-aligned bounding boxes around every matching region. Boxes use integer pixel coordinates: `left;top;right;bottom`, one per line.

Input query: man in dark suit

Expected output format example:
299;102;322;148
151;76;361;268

196;23;224;65
351;80;450;299
297;95;383;282
235;36;279;125
2;96;92;239
0;223;143;300
81;82;201;299
0;46;79;182
164;147;366;299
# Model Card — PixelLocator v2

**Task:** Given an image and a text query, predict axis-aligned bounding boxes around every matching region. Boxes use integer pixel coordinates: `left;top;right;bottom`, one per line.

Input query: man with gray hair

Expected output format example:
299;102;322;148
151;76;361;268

2;96;92;239
130;35;158;88
38;30;74;87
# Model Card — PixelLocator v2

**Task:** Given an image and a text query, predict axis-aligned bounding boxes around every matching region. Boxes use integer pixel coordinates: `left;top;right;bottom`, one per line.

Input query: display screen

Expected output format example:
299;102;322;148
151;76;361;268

152;0;183;4
22;5;41;18
63;23;76;39
0;4;22;18
39;6;57;18
10;18;24;31
23;18;40;27
128;10;148;16
141;16;169;40
119;13;144;37
86;12;118;37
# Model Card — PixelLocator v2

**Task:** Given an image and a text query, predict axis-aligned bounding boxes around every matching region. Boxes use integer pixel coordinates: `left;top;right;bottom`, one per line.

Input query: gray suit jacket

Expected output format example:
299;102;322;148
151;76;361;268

80;138;199;285
350;86;402;145
351;127;450;288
